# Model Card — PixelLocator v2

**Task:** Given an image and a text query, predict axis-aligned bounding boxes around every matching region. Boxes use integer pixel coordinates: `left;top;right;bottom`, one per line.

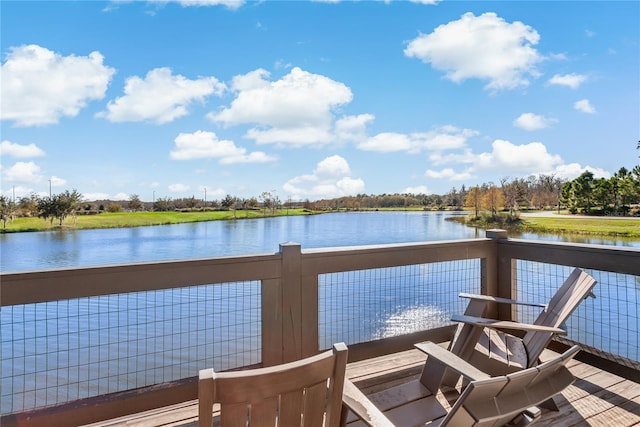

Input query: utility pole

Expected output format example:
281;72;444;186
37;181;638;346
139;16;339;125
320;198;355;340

204;187;207;208
48;179;52;198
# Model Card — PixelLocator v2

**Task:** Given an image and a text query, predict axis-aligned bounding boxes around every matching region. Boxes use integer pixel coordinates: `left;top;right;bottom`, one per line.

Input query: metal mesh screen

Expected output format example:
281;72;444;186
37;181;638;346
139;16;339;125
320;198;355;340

318;259;481;349
1;281;261;414
515;261;639;367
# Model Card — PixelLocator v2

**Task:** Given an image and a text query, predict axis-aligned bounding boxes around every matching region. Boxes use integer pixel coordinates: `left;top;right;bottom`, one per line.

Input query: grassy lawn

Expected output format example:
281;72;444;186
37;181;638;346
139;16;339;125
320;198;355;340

519;216;640;238
1;209;312;233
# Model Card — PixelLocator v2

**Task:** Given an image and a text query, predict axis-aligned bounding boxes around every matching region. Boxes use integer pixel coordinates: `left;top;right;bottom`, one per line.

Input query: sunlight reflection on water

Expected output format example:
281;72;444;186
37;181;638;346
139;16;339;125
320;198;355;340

376;305;451;339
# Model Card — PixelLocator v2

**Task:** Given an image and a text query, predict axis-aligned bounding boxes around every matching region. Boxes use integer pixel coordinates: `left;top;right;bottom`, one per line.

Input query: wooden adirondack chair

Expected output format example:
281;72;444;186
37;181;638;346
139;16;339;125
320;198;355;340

448;267;596;377
198;342;348;427
341;342;580;427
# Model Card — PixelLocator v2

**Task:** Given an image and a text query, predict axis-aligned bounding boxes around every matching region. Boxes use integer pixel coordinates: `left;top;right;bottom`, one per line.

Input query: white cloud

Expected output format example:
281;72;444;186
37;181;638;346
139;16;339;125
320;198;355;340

409;0;440;4
404;12;542;91
402;185;430;194
358;126;477;153
209;67;353;146
429;139;563;175
83;192;109;201
551;163;610;180
548;73;588;89
1;44;115;127
197;185;226;198
334;114;375;142
475;140;563;172
283;155;365;200
0;140;46;157
113;192;130;200
80;192;130;201
574;99;596;114
148;0;244;9
513;113;558;131
2;161;44;183
49;176;66;187
98;68;225;124
168;183;190;192
1;185;37;199
169;130;277;164
425;139;613;185
425;168;473;181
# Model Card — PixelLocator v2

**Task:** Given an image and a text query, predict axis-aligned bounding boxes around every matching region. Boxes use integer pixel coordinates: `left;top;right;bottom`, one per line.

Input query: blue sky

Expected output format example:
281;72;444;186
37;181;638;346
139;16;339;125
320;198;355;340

1;1;638;203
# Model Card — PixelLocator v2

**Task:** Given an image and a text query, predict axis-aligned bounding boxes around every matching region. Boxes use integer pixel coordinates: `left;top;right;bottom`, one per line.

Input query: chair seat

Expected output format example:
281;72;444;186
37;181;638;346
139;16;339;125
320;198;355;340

469;329;528;375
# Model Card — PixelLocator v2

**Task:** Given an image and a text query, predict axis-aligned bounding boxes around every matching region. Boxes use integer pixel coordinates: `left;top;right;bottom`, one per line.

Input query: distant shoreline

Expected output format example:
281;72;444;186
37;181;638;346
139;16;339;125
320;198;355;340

2;209;639;239
447;211;640;239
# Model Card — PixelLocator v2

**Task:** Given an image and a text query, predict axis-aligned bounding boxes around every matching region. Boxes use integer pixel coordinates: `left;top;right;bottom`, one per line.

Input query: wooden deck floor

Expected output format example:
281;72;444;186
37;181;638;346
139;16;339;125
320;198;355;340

87;348;640;427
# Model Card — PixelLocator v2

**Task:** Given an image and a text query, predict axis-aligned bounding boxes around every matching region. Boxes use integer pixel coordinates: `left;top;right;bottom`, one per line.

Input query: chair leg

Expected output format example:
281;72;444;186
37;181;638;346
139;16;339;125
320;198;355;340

506;406;542;426
538;397;560;412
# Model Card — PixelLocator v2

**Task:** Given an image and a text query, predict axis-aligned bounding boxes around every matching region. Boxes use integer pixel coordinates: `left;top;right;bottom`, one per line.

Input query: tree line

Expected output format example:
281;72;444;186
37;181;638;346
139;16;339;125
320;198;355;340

1;166;639;230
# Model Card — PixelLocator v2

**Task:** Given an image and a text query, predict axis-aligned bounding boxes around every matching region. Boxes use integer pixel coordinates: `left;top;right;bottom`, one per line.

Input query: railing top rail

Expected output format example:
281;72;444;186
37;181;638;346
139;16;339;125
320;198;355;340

499;238;640;276
300;238;494;275
300;238;491;254
1;252;282;306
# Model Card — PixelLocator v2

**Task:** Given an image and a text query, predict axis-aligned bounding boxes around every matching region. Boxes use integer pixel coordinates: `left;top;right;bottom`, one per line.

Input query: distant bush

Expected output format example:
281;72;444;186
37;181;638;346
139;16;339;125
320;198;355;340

107;203;123;213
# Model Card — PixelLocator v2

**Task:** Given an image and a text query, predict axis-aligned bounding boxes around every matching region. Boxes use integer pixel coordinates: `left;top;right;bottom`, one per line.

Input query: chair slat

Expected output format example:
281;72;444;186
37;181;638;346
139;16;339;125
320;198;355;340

198;343;349;427
303;381;329;427
279;390;303;426
219;402;249;427
250;397;278;427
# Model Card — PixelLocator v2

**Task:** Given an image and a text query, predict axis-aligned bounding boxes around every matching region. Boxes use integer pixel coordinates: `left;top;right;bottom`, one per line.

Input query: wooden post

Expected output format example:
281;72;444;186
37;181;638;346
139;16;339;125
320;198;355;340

279;243;303;363
485;229;507;319
262;277;283;367
486;229;516;321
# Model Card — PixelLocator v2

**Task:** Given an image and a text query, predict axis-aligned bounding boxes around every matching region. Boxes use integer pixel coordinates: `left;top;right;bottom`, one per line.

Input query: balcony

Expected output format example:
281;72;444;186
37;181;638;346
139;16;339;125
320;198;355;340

2;230;639;426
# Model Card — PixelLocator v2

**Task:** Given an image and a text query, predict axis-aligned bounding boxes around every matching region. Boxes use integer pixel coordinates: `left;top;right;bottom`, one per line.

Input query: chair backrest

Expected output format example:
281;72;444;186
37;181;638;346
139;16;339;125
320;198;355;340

198;343;348;427
441;345;580;426
523;268;596;366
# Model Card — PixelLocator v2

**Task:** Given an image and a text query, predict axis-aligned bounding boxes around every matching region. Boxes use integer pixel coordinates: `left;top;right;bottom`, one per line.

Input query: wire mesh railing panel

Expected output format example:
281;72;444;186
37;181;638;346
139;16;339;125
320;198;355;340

318;259;481;350
0;281;261;415
514;261;639;366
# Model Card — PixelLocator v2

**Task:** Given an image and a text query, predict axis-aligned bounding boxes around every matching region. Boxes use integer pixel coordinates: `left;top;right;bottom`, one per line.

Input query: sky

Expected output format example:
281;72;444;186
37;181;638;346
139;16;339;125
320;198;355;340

1;1;639;203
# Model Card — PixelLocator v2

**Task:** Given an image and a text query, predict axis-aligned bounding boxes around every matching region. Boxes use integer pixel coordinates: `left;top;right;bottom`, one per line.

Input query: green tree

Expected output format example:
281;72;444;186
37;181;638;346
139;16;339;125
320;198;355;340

561;181;578;214
153;197;173;211
573;171;595;214
128;194;143;212
37;196;57;225
108;203;124;212
259;191;280;215
18;193;40;217
221;194;236;211
500;177;528;217
58;190;83;225
0;196;18;228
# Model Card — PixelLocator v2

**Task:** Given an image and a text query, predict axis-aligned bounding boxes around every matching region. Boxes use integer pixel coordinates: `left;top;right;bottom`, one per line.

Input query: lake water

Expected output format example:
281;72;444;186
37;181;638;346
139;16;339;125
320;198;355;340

1;211;484;272
1;211;638;414
2;211;637;272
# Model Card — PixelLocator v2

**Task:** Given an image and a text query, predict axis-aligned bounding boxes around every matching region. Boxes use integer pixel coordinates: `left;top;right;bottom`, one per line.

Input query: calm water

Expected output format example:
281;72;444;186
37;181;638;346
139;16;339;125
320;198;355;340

1;211;484;272
3;211;637;273
1;212;638;414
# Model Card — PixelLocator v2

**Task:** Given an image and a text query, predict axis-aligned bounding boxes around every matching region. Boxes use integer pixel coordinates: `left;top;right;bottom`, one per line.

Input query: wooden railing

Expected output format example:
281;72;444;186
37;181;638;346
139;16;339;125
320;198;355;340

1;230;638;426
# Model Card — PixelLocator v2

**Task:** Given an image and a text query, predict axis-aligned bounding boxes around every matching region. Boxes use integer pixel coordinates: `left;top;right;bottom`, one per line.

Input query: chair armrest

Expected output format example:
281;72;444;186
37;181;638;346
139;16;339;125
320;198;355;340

459;293;548;309
451;314;567;335
342;379;395;427
414;341;490;382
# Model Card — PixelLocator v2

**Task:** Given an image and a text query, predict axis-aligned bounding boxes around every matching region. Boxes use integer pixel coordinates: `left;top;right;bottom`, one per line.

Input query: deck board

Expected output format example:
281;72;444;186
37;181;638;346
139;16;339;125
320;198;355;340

85;348;640;427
